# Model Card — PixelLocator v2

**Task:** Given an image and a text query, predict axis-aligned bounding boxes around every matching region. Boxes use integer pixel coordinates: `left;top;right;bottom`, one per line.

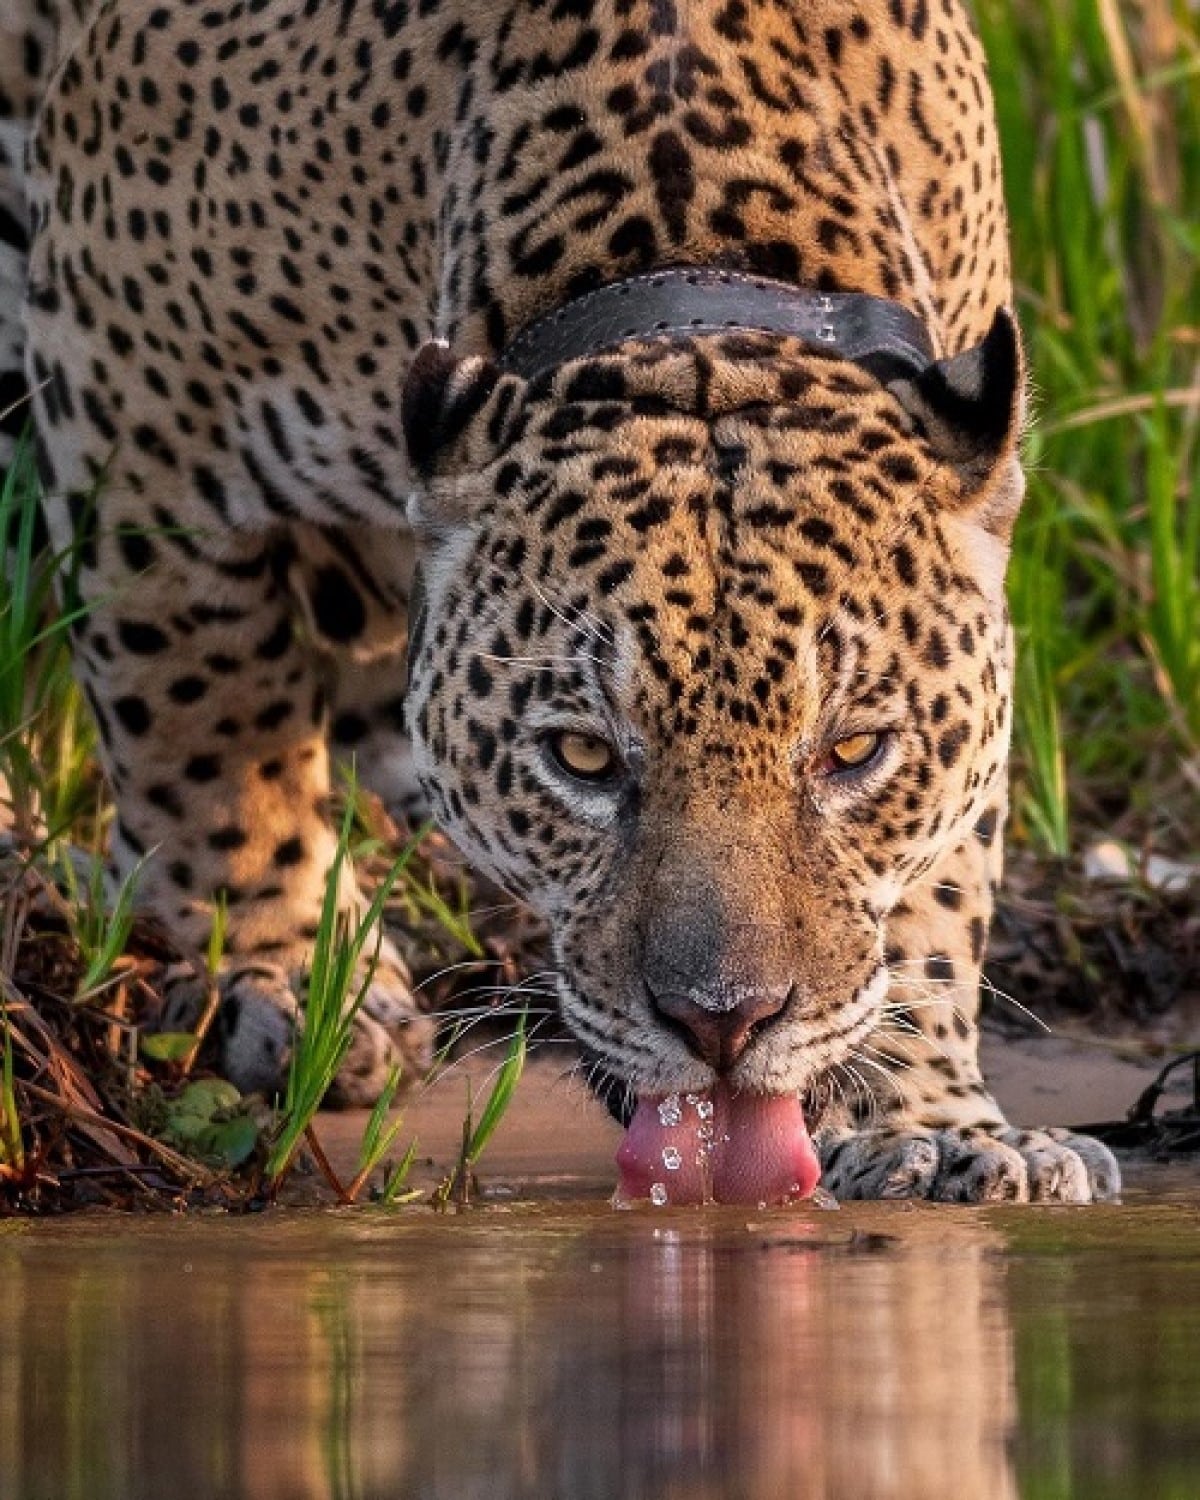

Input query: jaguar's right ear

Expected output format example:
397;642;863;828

401;342;524;482
401;343;528;542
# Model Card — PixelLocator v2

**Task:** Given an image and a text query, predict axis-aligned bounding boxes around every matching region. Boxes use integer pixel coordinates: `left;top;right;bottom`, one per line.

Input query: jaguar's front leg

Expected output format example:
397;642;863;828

817;793;1121;1203
62;519;433;1105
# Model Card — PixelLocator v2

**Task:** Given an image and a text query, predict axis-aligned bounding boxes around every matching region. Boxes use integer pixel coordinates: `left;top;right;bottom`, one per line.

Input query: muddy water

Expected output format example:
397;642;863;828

1;1172;1198;1500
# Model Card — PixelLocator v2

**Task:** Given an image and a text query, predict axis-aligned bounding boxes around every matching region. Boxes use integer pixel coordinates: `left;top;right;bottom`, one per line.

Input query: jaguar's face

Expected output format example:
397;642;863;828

401;324;1022;1103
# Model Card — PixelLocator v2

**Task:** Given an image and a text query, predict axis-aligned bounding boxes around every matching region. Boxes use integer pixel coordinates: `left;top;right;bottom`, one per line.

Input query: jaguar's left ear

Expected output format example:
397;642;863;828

885;308;1026;540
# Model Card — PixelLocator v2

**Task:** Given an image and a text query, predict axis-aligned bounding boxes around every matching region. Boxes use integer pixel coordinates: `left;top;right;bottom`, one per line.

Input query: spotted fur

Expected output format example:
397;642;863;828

0;0;1116;1197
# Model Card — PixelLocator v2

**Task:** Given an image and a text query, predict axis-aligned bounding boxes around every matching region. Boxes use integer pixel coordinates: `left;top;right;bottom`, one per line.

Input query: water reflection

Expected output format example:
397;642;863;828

2;1200;1198;1500
0;1210;1024;1500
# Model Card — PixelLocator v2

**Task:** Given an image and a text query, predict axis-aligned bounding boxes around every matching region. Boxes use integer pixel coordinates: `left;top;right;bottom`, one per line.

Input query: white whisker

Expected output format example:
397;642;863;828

978;973;1052;1033
845;1053;904;1108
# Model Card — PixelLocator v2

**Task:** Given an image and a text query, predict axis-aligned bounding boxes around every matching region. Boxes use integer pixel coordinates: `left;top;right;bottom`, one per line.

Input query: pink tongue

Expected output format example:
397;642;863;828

615;1083;820;1207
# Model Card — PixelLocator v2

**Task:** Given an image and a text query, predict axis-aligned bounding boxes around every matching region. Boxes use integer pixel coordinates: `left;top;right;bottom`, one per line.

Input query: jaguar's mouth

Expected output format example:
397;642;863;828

614;1083;820;1207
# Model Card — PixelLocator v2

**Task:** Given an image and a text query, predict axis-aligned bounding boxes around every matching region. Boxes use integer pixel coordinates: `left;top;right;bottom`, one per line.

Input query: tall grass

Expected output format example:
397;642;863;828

979;0;1200;853
264;801;421;1190
0;439;98;848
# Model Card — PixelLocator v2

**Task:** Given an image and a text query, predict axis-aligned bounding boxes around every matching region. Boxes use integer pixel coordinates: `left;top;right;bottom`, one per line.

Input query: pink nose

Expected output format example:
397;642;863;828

649;983;791;1072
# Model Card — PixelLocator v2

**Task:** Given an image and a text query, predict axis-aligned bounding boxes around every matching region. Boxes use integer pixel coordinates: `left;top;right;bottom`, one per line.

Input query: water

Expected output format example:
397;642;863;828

1;1171;1198;1500
658;1096;682;1128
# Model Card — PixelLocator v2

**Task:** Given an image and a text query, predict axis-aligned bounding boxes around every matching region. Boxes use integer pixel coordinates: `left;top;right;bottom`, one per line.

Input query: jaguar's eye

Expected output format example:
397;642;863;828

547;730;619;782
828;732;884;772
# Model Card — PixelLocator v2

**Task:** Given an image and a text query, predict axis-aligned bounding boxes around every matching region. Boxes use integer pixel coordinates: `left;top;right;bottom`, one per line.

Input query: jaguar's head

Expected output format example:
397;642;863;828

400;319;1023;1202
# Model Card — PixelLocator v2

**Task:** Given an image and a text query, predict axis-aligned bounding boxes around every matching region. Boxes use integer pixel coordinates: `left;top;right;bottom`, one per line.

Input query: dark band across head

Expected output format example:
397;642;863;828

497;266;938;385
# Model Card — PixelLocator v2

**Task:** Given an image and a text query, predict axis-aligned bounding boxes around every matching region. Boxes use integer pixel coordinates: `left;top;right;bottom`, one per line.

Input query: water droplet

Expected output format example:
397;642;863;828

694;1096;714;1120
650;1183;669;1206
697;1122;714;1143
657;1094;682;1127
662;1146;682;1171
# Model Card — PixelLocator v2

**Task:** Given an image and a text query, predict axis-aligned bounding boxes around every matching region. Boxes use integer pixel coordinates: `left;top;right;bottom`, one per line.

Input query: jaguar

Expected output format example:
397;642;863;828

0;0;1119;1200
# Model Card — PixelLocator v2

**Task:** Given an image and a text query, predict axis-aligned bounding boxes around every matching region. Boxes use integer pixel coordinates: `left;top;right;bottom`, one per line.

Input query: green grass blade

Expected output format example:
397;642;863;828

355;1064;407;1179
380;1139;421;1206
0;1001;24;1172
465;1011;527;1164
265;799;423;1188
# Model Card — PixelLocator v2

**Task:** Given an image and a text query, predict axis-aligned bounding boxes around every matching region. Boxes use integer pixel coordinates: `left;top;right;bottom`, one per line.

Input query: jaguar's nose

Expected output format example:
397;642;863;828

648;982;792;1073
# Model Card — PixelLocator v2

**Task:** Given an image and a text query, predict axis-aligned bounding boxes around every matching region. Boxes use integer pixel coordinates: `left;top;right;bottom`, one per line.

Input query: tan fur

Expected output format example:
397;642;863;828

0;0;1117;1195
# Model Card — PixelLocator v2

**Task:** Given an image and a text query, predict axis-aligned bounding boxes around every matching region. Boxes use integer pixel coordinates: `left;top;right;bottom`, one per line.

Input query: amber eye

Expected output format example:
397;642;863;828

547;730;619;782
828;732;884;772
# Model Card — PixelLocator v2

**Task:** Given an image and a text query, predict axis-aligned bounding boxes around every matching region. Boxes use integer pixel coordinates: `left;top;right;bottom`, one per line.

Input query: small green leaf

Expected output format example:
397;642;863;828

163;1111;208;1146
162;1079;256;1166
141;1032;198;1063
199;1116;260;1169
171;1078;242;1120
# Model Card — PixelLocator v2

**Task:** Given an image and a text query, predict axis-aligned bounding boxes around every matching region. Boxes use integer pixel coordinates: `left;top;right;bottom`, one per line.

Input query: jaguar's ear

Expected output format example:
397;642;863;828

401;342;528;541
886;308;1026;539
402;343;500;478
